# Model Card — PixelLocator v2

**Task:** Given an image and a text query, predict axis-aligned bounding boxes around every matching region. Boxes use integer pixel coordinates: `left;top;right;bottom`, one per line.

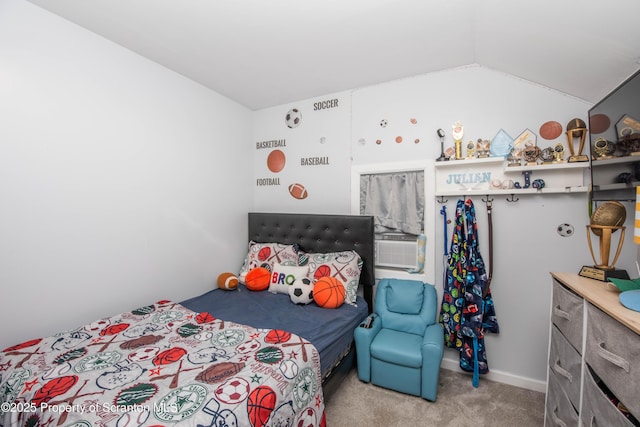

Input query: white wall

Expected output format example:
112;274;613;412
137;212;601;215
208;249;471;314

252;92;352;214
0;0;253;351
253;65;639;391
4;0;636;392
349;66;595;390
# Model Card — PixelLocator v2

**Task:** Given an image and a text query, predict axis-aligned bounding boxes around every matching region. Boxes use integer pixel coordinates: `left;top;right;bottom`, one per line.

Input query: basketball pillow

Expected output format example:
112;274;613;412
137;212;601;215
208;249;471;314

313;276;345;309
245;267;271;291
217;272;239;291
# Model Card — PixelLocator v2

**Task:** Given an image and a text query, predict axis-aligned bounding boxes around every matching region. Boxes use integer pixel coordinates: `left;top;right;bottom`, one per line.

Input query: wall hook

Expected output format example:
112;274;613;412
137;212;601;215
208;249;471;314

506;194;519;203
481;195;494;204
437;196;448;204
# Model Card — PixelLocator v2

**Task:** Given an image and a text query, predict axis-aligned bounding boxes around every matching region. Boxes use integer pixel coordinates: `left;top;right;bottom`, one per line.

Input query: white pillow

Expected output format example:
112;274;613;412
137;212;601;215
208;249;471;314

268;263;309;295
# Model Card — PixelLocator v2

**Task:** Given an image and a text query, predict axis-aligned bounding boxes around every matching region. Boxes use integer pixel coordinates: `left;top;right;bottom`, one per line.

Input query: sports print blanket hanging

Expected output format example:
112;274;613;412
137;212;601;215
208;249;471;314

0;300;325;427
439;199;499;387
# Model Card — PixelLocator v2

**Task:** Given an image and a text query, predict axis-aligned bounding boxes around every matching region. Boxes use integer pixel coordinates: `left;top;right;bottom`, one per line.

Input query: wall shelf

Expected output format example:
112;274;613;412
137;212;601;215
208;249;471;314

434;157;590;197
590;155;639;202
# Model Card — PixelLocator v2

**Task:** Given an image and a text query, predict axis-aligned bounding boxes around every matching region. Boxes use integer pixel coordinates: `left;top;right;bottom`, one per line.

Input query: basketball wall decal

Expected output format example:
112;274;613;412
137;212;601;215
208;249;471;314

288;183;308;200
539;121;563;140
313;276;346;309
217;272;239;291
267;150;286;173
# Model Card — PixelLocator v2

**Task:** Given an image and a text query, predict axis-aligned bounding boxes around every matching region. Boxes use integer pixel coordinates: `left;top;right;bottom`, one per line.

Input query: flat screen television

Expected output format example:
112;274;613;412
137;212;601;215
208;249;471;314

589;68;640;201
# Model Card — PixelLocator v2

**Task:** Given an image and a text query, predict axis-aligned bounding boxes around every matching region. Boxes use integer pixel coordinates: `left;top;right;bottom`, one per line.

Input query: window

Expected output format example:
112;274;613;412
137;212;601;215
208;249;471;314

359;170;425;237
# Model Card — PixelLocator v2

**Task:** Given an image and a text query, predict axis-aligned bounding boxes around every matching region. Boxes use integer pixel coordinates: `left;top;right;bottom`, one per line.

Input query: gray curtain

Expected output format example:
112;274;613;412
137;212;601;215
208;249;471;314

360;171;425;235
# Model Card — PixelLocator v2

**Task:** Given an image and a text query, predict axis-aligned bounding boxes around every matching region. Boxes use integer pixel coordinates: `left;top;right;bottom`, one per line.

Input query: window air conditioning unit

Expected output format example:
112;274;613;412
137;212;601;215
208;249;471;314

374;238;419;270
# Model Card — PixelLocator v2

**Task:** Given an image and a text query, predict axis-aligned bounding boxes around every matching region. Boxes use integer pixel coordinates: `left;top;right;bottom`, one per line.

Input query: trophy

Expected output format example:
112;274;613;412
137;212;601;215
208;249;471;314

476;139;490;158
553;142;565;162
579;201;630;281
452;121;463;160
566;118;589;162
436;128;448;161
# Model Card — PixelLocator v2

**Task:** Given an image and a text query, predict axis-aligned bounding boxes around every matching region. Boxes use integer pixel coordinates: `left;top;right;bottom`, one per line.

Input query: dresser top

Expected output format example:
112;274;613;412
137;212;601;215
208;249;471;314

551;272;640;335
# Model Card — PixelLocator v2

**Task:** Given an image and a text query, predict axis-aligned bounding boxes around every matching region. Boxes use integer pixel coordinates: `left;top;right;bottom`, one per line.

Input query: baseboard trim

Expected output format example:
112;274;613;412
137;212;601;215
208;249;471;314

441;357;547;393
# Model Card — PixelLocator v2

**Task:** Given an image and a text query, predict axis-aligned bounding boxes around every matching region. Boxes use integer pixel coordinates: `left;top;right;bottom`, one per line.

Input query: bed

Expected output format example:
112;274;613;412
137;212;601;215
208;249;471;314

0;212;375;427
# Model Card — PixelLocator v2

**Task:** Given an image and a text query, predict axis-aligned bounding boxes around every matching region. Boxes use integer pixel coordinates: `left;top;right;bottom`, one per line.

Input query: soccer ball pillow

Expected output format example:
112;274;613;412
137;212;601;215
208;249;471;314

288;277;314;305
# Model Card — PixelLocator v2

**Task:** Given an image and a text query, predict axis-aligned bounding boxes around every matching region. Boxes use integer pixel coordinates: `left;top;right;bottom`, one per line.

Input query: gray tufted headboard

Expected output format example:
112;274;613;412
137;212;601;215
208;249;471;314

248;212;375;312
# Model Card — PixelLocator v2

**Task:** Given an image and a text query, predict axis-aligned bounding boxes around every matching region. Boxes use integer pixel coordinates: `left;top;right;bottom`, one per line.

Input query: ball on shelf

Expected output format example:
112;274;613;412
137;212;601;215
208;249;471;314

217;272;239;291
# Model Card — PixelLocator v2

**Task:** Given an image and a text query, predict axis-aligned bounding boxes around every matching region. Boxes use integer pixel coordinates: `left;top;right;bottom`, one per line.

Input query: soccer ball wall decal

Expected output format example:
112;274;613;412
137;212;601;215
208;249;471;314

289;278;314;305
285;108;302;128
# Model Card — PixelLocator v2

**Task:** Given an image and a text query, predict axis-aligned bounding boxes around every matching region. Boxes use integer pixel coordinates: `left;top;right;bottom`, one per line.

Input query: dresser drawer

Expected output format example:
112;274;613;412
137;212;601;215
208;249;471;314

548;325;582;409
586;303;640;418
551;280;584;352
545;369;579;427
581;366;637;427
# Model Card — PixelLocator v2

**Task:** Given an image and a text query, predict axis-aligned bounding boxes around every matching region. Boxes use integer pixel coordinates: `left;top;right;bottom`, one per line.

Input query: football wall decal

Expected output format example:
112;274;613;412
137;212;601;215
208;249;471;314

288;183;308;199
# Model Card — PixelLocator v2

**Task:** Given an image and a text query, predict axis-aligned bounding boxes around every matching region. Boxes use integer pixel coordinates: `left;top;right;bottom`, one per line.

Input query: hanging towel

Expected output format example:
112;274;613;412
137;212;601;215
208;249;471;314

439;199;499;387
440;199;466;350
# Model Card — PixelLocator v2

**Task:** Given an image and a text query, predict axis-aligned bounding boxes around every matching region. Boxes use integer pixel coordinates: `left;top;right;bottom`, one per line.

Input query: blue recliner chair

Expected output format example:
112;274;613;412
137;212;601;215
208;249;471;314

354;278;444;401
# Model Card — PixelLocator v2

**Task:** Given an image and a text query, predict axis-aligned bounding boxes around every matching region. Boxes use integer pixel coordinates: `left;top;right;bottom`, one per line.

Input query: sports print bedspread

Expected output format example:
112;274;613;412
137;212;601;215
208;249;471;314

0;300;325;427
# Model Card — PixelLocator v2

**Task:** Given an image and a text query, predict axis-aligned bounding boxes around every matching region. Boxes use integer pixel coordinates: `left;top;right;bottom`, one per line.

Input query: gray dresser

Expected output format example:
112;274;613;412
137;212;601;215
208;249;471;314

546;272;640;426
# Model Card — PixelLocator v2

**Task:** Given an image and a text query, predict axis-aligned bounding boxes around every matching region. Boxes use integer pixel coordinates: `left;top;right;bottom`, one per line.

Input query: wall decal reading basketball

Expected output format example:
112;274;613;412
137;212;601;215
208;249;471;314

267;150;286;173
288;183;308;200
539;121;563;140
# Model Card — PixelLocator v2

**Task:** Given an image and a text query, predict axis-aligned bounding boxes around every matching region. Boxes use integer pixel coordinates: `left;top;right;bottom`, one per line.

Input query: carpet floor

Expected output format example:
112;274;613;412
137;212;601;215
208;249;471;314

324;367;545;426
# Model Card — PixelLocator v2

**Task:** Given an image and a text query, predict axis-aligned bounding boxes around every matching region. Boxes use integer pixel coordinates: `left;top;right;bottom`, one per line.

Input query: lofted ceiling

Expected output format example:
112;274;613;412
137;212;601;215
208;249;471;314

26;0;640;111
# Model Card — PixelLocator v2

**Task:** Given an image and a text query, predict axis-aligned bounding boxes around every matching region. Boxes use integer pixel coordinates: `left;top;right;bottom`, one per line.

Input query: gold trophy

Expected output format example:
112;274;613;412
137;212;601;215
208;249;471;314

566;118;589;162
452;121;463;160
579;201;630;281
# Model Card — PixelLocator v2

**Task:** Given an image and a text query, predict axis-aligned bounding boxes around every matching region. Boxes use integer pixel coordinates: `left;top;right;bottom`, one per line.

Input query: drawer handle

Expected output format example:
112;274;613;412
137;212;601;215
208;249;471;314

597;342;630;373
552;360;573;382
553;305;571;321
589;415;598;427
550;406;568;427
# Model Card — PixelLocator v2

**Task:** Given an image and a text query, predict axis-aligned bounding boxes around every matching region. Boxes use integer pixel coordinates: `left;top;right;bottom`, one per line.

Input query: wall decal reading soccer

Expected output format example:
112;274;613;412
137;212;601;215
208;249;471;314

267;149;286;173
285;108;302;129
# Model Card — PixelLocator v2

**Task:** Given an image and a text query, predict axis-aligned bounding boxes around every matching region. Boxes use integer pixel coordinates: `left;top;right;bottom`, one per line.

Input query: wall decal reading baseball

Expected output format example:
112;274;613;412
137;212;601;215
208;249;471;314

267;149;286;173
288;183;308;199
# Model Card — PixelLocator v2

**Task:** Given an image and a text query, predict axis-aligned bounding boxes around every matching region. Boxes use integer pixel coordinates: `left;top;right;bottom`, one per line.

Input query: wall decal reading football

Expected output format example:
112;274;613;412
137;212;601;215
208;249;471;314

288;183;308;199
